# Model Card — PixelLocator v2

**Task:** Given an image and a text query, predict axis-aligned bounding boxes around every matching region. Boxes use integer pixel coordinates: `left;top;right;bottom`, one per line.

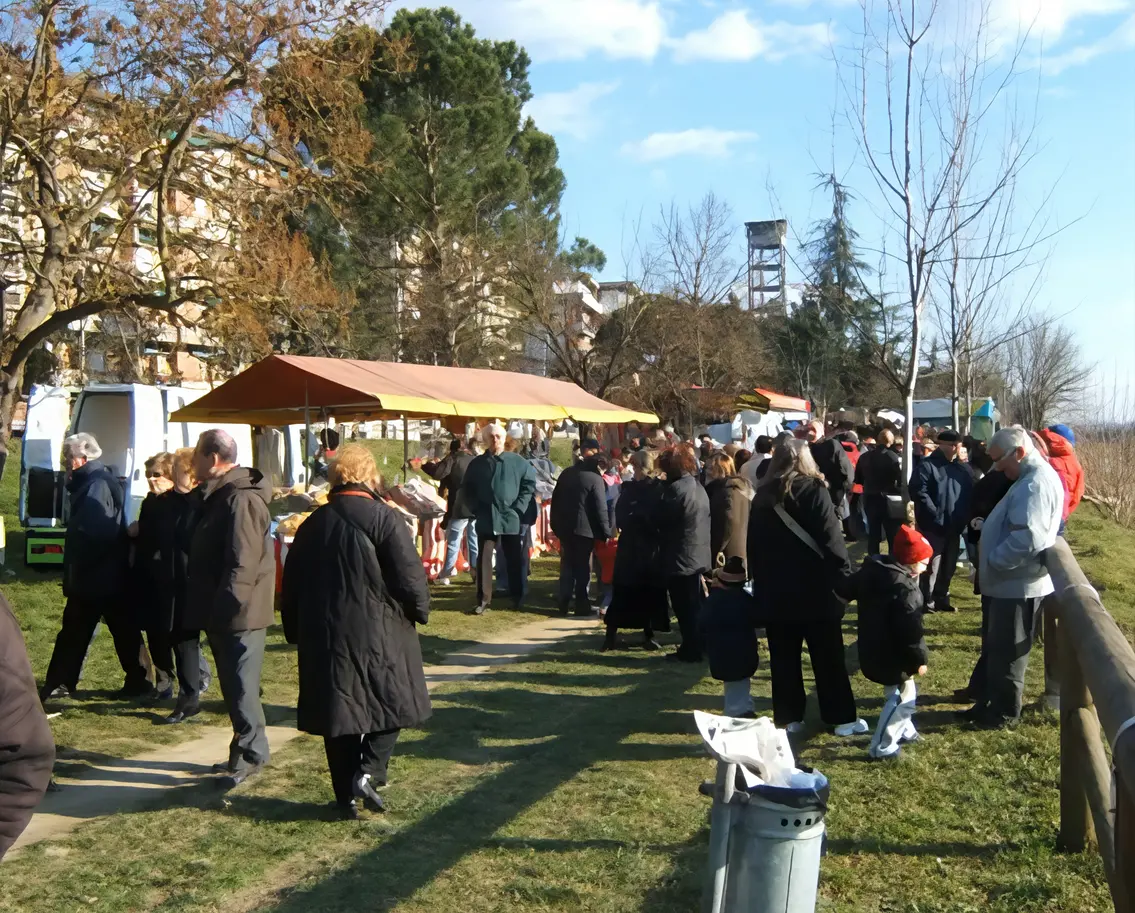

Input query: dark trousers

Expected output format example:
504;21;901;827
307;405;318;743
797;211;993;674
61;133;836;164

921;532;961;609
477;534;525;608
323;729;400;806
208;628;269;769
43;596;151;693
171;629;210;710
863;495;902;556
981;596;1039;721
766;620;858;727
144;628;175;694
667;574;703;659
558;533;595;613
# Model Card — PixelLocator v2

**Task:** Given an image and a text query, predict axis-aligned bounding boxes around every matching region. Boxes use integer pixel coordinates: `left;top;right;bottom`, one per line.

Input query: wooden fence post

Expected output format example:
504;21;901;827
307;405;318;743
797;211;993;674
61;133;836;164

1059;603;1094;853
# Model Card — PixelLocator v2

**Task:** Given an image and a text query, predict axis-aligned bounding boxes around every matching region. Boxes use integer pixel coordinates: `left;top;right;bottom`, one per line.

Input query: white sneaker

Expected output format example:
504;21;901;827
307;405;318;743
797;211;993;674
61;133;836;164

785;721;806;734
436;576;452;586
834;718;870;737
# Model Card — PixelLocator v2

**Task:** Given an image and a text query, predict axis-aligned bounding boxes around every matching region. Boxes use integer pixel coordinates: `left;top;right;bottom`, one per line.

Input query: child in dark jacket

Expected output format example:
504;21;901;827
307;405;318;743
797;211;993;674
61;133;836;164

699;556;759;717
845;525;931;759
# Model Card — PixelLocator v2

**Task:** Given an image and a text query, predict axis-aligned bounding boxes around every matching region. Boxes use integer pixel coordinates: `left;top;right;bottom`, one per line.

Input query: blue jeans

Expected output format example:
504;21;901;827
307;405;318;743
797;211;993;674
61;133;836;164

441;519;478;579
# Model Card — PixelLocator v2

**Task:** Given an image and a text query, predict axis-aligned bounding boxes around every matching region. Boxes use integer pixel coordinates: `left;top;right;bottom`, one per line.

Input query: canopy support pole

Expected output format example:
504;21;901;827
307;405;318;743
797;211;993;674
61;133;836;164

304;382;311;493
402;415;409;483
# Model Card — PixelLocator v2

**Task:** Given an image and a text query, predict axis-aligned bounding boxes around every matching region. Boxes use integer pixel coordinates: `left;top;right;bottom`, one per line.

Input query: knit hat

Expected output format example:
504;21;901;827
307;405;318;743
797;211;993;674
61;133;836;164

893;525;933;566
712;556;747;585
1049;423;1076;446
936;429;961;443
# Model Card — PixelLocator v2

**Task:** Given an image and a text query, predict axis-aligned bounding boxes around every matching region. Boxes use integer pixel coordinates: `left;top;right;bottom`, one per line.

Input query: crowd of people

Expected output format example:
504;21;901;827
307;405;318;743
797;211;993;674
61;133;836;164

0;411;1085;855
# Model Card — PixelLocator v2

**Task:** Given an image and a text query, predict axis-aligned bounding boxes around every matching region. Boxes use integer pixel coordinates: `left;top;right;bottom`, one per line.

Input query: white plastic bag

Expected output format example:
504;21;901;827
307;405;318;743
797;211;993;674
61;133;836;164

694;711;796;788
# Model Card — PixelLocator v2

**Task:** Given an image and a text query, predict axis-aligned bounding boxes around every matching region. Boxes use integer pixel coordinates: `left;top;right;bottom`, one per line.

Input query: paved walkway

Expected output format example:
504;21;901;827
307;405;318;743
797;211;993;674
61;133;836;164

10;614;595;856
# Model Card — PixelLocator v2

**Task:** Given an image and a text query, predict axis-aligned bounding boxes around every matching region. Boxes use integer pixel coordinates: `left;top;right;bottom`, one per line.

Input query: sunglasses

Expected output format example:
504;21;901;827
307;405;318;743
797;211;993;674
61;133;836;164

146;472;166;479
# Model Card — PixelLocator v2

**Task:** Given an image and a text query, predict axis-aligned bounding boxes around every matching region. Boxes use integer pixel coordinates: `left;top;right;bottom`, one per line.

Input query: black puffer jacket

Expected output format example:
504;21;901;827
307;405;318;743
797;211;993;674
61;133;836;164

551;457;612;541
437;451;475;523
699;585;760;682
845;555;928;685
659;472;711;577
810;439;855;505
186;466;274;632
855;447;903;496
280;487;431;737
63;460;126;599
748;477;850;623
0;595;54;860
133;488;201;632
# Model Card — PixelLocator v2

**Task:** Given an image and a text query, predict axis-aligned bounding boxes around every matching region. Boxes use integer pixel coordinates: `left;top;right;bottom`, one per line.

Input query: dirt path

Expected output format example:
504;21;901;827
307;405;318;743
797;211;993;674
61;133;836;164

9;614;596;856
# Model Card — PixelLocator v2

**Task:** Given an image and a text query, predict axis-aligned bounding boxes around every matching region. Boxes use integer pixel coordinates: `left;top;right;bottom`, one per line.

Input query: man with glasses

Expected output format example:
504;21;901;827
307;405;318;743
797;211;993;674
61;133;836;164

961;426;1062;728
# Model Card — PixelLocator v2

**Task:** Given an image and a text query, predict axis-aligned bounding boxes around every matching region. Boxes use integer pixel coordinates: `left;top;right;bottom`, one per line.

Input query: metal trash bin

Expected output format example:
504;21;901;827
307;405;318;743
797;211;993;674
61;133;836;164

702;760;828;913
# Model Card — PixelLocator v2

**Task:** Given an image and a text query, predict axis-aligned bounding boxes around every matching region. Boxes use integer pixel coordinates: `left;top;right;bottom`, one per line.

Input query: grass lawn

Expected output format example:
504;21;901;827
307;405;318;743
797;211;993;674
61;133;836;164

0;436;1125;912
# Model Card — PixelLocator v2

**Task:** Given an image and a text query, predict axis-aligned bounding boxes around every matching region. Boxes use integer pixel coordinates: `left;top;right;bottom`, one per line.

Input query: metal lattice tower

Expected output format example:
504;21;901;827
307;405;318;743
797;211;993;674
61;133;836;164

745;220;787;311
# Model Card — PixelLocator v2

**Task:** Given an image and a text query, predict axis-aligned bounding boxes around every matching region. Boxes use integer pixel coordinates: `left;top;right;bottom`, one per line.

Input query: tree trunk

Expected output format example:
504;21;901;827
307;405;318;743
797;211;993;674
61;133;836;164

951;354;961;430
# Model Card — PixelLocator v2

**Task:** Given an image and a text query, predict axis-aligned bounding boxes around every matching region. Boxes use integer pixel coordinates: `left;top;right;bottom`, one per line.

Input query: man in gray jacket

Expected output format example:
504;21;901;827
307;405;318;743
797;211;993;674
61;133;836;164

963;426;1063;728
188;430;275;786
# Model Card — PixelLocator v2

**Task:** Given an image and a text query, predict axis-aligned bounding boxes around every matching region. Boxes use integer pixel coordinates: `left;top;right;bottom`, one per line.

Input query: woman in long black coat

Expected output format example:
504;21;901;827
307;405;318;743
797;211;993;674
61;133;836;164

603;450;670;651
280;444;431;819
658;444;712;663
748;439;864;736
135;447;211;724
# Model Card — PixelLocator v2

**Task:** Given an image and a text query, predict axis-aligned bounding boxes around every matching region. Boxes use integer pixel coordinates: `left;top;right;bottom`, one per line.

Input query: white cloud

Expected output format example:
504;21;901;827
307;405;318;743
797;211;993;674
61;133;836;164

1045;12;1135;71
524;82;619;140
995;0;1130;40
385;0;668;61
620;128;758;162
670;10;832;63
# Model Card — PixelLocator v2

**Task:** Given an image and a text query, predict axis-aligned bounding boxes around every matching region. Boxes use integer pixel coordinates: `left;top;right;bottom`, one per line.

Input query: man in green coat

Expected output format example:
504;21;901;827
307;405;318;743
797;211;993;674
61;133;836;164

462;424;537;614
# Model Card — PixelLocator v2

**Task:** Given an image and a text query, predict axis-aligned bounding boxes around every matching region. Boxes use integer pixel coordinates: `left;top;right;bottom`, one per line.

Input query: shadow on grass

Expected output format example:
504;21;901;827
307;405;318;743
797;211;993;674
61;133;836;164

245;654;709;913
825;836;1017;858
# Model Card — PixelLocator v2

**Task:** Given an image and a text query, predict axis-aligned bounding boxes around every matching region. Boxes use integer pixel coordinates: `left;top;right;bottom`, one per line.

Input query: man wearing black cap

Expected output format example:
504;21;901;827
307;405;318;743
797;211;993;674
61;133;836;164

550;438;612;616
909;429;973;612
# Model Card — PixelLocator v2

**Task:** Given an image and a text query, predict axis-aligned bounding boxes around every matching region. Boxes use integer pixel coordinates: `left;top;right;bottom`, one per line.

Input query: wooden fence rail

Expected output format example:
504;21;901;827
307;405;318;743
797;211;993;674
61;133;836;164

1045;537;1135;912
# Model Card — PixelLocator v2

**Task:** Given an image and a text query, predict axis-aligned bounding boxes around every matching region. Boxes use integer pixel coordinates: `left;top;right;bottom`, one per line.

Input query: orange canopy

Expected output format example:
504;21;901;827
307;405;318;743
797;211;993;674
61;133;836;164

737;388;812;414
169;355;658;426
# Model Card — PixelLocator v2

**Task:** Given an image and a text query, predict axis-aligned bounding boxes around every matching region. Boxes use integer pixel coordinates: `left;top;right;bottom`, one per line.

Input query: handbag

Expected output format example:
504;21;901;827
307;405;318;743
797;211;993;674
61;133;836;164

885;494;906;520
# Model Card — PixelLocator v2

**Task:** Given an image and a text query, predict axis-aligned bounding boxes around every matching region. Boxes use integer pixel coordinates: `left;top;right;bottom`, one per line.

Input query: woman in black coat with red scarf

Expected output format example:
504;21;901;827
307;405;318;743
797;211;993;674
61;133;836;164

281;445;431;819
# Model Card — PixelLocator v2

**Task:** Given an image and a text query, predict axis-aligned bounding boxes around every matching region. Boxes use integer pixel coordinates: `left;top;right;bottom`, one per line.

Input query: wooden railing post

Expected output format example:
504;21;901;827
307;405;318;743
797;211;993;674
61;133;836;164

1058;604;1095;853
1042;596;1060;710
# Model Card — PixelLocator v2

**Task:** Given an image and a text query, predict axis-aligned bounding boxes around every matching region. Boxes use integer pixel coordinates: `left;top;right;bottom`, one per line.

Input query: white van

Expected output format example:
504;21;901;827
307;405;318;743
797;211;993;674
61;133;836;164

21;383;311;530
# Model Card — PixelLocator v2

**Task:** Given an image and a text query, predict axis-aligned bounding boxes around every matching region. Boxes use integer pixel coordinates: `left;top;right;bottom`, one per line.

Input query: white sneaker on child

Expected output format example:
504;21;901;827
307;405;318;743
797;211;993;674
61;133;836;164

833;718;870;737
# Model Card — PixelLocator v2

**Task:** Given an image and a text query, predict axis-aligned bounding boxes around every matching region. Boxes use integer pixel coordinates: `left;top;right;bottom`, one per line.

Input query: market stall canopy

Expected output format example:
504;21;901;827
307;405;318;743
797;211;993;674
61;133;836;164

736;388;812;414
169;355;659;426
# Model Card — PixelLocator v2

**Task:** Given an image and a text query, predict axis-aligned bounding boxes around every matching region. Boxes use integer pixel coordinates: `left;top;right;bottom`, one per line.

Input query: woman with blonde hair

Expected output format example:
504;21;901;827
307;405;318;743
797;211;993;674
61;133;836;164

281;444;431;818
603;449;670;650
748;438;865;737
704;452;752;573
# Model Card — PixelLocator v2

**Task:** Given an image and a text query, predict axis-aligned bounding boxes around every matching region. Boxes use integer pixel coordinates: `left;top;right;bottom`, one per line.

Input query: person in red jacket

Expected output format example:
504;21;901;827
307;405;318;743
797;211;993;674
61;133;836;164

1037;424;1084;525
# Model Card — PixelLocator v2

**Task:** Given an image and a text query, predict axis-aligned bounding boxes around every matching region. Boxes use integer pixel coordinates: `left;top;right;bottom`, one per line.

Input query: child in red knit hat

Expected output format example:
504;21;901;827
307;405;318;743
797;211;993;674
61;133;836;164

843;525;932;759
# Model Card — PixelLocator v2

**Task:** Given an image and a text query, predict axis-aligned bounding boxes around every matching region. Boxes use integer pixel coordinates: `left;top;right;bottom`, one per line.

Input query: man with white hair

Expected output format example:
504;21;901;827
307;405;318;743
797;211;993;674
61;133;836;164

41;433;152;701
462;423;537;614
962;426;1063;728
187;429;275;786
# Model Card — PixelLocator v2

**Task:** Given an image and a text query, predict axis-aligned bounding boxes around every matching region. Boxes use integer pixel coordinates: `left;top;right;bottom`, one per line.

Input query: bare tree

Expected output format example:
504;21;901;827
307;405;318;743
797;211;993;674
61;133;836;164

842;0;1042;476
1004;318;1094;429
0;0;379;439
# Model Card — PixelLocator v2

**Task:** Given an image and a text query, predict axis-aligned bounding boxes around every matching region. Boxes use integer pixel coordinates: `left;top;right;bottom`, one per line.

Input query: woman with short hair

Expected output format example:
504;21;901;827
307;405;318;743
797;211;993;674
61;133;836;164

281;444;431;818
704;452;753;573
657;444;711;662
748;439;865;736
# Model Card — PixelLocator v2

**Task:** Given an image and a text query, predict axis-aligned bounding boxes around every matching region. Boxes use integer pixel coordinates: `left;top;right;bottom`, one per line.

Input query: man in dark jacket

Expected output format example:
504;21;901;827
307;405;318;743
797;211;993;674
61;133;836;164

909;429;973;612
462;423;537;614
41;433;152;701
550;439;612;616
856;428;905;555
435;439;478;583
805;421;854;508
0;594;55;859
189;430;275;786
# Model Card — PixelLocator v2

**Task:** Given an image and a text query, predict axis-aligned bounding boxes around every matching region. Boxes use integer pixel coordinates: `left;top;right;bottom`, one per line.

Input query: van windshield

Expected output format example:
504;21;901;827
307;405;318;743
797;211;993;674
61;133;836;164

73;393;131;478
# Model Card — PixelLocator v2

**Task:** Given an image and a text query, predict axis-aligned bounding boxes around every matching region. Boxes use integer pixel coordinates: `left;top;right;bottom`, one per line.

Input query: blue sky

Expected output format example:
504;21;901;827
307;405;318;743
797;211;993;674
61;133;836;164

388;1;1135;406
